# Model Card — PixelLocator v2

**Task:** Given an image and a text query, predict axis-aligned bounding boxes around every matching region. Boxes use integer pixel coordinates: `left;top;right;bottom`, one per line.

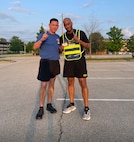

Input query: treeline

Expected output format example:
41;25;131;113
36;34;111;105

0;25;134;54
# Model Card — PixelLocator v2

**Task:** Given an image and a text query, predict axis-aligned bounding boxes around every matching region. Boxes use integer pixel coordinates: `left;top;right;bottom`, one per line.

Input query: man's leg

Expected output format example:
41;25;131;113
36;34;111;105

78;78;89;107
39;81;47;107
36;81;47;119
68;77;75;103
63;77;76;114
47;77;56;103
78;78;91;121
46;77;57;113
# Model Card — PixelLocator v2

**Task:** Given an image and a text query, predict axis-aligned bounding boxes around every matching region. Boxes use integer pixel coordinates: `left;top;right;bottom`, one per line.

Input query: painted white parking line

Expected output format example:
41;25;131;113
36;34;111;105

87;77;134;79
57;98;134;101
88;70;134;71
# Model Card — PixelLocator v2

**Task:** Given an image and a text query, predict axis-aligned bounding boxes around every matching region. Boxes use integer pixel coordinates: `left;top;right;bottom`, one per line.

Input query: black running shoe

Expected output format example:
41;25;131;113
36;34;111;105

46;104;57;113
36;107;44;119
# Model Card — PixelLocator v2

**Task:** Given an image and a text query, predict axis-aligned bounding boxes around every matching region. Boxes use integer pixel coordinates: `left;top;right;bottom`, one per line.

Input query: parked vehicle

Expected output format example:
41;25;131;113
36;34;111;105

132;51;134;58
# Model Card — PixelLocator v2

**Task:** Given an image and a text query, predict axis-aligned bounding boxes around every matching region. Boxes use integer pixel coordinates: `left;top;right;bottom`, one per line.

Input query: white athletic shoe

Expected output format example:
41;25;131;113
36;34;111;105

63;104;76;114
82;108;91;121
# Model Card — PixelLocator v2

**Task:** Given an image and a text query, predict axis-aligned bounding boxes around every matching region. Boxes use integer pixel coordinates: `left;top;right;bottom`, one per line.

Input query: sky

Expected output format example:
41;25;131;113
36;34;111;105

0;0;134;43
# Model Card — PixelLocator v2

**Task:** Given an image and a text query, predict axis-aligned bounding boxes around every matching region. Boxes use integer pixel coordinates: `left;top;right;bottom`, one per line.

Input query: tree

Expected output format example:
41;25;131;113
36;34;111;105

83;16;101;55
83;16;100;37
26;41;34;53
33;24;45;55
127;35;134;52
10;36;24;53
0;38;7;42
36;23;45;38
106;26;124;52
90;32;105;53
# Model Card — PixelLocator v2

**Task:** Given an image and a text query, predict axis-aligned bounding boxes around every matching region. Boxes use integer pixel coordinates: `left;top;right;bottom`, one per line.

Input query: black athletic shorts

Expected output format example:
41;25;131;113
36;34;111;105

37;59;60;81
63;56;88;78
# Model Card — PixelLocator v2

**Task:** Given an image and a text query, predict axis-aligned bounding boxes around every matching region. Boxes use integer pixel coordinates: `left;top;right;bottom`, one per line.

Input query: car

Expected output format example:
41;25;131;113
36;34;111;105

132;51;134;58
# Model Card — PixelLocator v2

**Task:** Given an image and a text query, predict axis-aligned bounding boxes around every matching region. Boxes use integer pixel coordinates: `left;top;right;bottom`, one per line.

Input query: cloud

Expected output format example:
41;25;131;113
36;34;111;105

83;0;95;8
0;12;17;22
0;28;36;42
83;3;90;8
8;7;33;15
62;13;81;20
106;19;116;24
122;28;133;38
10;1;21;6
8;1;33;15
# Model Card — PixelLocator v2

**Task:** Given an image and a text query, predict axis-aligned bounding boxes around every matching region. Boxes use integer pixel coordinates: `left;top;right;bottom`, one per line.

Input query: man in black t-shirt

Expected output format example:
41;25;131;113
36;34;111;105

60;18;91;121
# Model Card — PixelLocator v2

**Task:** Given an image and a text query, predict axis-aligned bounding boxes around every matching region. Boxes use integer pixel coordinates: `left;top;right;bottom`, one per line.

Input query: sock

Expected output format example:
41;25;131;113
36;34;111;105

47;103;52;107
85;106;89;110
70;102;74;106
40;106;44;109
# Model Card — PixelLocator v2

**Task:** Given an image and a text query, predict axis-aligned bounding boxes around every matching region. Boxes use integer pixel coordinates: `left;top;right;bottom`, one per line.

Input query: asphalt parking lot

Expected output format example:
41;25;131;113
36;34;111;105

0;55;134;142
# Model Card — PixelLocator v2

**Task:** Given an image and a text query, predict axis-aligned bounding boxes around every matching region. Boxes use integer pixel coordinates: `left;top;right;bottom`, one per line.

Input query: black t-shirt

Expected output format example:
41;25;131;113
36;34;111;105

60;29;89;50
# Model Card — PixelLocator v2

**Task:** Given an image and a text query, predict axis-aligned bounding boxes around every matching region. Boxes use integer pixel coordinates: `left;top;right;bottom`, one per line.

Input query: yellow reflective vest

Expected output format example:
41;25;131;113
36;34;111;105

62;30;84;61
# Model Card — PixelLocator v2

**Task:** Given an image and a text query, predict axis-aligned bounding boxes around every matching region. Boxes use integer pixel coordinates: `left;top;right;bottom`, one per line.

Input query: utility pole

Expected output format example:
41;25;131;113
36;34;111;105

89;33;92;57
24;43;26;54
61;13;64;35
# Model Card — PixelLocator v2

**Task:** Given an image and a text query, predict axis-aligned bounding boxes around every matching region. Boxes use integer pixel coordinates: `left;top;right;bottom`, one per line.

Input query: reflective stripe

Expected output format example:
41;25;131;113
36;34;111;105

64;44;81;55
62;30;83;61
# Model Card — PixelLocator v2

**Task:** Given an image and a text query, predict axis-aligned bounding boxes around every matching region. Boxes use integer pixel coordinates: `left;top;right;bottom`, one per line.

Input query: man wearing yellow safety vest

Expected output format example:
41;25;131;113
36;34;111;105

60;18;91;121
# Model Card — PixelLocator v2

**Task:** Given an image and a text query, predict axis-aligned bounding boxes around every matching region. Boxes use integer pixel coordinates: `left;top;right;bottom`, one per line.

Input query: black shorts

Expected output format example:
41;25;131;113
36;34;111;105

63;56;88;78
37;59;60;81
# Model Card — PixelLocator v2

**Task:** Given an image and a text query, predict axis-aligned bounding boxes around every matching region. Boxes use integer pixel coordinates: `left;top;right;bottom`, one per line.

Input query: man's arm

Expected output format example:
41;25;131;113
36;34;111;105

78;39;90;49
33;39;43;50
73;31;90;49
33;32;48;50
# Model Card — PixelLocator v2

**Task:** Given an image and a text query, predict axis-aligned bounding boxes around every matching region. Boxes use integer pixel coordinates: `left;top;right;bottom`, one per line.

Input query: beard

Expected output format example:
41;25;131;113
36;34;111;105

67;28;73;34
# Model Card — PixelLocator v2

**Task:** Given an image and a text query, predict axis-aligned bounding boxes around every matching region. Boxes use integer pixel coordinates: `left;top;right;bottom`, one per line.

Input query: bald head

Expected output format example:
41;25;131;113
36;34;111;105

63;18;72;23
63;18;73;33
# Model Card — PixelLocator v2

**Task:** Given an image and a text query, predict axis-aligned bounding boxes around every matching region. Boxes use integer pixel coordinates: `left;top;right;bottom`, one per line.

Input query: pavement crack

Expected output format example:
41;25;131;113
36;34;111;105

58;92;68;142
57;75;68;142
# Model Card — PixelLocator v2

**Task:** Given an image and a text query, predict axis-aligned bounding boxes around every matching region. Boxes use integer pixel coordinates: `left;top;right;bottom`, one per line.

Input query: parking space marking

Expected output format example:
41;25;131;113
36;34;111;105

88;70;134;71
87;77;134;79
57;98;134;101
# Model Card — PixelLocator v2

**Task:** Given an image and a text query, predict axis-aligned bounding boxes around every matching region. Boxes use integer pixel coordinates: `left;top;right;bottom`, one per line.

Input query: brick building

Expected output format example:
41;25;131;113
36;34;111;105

0;41;10;54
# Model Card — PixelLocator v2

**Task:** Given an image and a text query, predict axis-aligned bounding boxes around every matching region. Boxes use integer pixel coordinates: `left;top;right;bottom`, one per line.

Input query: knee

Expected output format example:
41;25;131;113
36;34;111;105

68;79;74;86
79;81;87;88
41;82;47;89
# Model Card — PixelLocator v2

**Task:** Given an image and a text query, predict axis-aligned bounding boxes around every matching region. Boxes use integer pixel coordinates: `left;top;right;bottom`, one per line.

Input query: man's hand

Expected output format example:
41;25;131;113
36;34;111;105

33;32;48;50
40;32;48;42
73;33;79;43
59;45;64;53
